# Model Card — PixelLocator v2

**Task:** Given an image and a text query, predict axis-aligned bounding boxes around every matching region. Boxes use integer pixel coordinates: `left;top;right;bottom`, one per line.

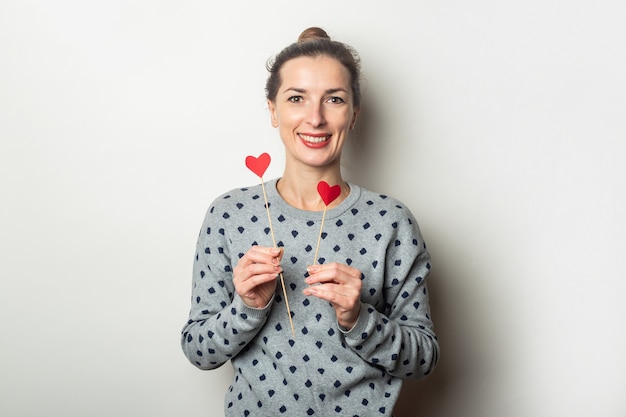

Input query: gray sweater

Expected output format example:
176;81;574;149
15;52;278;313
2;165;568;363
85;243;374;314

181;179;439;416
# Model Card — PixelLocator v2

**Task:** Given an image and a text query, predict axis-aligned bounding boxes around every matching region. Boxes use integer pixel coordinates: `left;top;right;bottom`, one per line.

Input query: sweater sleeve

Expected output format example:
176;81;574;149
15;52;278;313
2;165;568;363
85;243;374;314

341;212;439;380
180;205;273;370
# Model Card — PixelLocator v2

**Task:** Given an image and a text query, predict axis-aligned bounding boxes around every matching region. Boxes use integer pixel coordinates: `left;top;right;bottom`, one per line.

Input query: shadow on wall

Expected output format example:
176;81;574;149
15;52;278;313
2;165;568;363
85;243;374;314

392;235;493;417
342;94;385;194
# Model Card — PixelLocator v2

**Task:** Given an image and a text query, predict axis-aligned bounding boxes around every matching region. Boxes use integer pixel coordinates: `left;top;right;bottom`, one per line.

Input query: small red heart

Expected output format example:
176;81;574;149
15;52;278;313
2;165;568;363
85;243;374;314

317;181;341;206
245;153;271;178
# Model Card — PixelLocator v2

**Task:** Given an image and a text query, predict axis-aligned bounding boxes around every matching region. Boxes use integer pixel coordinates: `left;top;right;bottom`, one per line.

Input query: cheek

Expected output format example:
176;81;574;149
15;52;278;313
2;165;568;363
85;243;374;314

276;109;303;128
331;110;354;130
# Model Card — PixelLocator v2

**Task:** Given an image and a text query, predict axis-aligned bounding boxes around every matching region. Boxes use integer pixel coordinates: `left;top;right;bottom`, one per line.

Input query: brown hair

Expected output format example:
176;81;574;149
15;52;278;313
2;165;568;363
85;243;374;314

265;27;362;108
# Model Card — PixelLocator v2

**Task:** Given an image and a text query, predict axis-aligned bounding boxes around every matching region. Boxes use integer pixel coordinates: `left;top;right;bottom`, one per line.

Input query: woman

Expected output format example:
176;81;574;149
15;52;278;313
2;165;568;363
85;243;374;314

181;27;439;416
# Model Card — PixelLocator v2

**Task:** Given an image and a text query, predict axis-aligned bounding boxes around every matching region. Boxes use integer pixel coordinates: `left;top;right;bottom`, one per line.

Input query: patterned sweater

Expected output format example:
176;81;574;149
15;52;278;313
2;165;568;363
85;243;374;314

181;179;439;416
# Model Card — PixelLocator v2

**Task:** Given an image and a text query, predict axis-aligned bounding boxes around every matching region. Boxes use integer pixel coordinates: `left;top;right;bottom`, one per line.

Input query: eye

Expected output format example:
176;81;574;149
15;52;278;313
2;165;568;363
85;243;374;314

327;96;345;104
288;96;303;103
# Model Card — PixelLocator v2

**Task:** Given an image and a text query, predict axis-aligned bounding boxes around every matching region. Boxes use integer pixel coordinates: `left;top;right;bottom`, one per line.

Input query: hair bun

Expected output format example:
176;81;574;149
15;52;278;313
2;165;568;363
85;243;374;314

297;27;331;43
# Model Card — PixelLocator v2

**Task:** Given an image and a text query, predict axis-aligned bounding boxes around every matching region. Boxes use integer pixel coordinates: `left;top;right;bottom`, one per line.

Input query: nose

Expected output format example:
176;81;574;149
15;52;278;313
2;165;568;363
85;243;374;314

307;102;326;127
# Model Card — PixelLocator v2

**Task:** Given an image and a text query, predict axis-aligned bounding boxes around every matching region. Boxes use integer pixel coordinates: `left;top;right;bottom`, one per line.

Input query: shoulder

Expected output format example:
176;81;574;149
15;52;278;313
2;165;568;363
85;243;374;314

198;183;268;226
207;183;265;210
352;185;427;237
355;185;416;218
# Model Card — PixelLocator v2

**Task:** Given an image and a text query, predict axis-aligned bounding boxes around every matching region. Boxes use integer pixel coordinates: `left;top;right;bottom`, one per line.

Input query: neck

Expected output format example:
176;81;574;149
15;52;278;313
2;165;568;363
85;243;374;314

276;174;349;211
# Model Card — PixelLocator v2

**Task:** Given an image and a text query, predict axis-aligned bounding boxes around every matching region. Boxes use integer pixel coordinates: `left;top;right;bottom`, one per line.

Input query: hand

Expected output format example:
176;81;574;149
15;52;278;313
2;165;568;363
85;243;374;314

303;262;362;329
233;246;283;308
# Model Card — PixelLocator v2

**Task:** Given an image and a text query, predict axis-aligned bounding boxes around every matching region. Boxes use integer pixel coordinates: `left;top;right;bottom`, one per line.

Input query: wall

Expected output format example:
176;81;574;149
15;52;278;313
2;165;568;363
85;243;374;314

1;1;624;416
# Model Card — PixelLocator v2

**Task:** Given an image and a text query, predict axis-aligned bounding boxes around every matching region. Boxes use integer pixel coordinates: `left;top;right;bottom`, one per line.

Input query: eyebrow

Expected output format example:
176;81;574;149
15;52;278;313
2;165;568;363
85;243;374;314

282;87;349;95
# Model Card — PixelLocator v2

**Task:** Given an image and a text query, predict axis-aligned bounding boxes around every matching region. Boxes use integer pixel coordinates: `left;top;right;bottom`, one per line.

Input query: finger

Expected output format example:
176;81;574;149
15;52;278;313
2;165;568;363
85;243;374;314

238;271;280;294
233;253;282;292
304;283;359;301
244;246;283;266
236;262;282;283
305;264;359;286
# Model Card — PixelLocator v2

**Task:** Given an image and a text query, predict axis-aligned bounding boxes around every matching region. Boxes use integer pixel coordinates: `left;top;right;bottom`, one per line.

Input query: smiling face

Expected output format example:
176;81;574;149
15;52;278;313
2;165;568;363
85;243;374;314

268;55;359;171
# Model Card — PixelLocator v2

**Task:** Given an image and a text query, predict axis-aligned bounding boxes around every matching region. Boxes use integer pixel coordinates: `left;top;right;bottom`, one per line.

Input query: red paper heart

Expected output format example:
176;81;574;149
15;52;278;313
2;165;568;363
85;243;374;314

317;181;341;206
245;153;271;178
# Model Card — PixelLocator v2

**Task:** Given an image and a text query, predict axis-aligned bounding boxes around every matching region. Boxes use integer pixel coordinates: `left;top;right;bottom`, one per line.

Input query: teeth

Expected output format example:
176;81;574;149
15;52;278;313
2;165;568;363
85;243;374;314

300;134;330;143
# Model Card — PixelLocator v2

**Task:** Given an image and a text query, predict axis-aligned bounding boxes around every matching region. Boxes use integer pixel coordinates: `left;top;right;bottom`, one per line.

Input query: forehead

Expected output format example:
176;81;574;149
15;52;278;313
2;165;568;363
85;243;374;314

279;55;351;91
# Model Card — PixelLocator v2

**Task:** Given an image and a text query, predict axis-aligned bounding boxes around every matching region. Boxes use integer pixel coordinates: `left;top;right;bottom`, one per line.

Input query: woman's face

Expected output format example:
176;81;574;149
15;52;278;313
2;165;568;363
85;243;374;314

268;55;359;170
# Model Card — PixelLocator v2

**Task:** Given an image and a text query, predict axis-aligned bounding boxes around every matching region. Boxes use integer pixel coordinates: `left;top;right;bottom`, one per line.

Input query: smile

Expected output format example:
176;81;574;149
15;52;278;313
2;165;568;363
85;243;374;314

299;134;331;143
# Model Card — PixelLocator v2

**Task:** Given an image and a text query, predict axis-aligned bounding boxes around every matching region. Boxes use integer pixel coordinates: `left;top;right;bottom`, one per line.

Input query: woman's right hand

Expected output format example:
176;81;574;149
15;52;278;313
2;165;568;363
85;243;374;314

233;246;283;308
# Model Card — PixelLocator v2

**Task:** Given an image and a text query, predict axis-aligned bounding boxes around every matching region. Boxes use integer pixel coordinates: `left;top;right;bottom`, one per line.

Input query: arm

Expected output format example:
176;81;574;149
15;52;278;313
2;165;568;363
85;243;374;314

180;207;275;370
341;216;439;380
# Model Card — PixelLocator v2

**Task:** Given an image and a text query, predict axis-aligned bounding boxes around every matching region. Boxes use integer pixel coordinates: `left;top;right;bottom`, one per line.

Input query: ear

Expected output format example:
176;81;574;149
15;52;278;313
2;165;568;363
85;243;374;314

349;107;360;130
268;100;279;128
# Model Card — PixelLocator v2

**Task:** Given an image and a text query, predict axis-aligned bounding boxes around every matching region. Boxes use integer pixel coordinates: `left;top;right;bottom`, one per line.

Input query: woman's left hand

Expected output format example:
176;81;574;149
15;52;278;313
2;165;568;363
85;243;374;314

303;262;362;330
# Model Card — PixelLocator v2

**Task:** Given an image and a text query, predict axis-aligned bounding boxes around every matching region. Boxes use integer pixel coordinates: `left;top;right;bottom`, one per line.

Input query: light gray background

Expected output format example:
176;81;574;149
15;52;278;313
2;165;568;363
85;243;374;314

1;1;625;416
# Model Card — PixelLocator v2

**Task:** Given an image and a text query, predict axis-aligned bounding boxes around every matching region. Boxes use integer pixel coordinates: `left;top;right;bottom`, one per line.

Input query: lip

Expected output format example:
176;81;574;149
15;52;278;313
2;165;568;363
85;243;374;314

299;133;331;148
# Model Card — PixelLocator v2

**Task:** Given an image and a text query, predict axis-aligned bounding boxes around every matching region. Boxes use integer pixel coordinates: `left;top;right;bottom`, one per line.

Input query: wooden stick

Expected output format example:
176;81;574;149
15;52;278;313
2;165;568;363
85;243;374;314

312;206;328;267
260;179;295;336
